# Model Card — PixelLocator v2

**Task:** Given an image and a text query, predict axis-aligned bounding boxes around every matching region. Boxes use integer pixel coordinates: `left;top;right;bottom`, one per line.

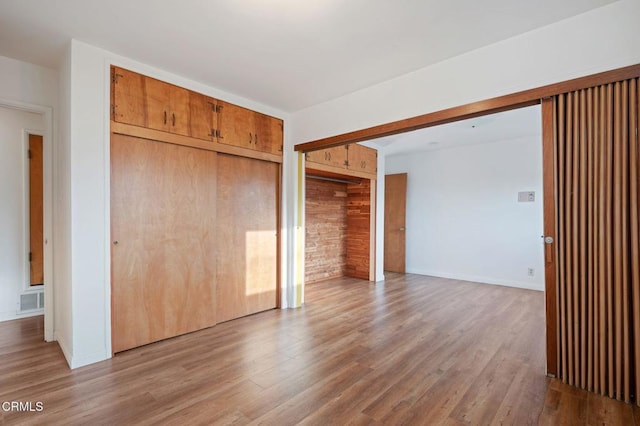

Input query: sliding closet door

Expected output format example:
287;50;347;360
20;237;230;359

551;78;640;404
111;134;217;353
216;154;278;323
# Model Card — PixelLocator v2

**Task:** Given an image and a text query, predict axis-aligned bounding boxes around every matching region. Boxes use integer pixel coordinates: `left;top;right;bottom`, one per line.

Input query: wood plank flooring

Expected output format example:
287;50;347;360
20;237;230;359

1;273;639;425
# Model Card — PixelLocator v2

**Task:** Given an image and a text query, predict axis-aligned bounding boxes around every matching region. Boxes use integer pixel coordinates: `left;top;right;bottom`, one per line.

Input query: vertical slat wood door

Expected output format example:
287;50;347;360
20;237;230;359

552;77;640;405
28;134;44;285
216;154;278;323
111;134;217;353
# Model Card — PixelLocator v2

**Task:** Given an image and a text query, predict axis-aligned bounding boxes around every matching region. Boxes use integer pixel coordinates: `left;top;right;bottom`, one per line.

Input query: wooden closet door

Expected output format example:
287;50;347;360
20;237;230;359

111;134;217;353
216;154;278;323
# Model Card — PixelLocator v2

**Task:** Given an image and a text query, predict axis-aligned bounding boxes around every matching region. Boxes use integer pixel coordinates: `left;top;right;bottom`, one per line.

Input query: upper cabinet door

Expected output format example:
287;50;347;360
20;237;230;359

217;101;254;150
306;146;348;169
144;77;172;133
347;144;377;175
145;77;191;136
254;112;284;155
189;92;218;142
168;84;190;137
218;101;284;155
112;67;146;127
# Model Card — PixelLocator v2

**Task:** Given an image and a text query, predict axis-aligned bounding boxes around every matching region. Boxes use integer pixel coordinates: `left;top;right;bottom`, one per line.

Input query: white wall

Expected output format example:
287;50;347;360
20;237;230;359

386;135;544;290
55;45;73;363
0;107;45;320
291;0;639;282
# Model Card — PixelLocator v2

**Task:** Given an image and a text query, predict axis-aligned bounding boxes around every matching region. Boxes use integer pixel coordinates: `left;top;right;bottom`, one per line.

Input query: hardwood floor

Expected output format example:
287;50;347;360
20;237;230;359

1;273;639;425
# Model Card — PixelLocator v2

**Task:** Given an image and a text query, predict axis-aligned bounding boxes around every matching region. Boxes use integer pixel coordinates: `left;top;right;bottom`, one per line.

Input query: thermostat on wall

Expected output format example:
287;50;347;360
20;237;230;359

518;191;535;202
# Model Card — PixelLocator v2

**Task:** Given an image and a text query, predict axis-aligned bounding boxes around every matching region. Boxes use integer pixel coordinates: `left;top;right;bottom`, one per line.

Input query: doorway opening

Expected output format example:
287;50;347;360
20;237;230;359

0;102;53;342
373;106;544;289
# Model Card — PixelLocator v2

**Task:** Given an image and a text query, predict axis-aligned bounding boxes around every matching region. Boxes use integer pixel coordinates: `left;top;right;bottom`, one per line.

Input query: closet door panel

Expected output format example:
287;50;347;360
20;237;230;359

111;134;217;353
216;154;278;323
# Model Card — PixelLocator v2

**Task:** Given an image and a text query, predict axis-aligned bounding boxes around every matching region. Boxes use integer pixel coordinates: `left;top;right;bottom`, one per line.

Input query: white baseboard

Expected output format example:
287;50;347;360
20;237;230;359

69;350;111;369
55;331;73;368
0;309;44;323
406;268;544;291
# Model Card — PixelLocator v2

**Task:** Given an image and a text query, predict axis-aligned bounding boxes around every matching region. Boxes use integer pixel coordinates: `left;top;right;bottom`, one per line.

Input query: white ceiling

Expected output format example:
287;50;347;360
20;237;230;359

363;104;541;156
0;0;616;112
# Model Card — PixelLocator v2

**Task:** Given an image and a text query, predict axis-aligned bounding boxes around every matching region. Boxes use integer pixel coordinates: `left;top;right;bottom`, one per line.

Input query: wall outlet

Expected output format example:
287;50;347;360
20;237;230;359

527;268;535;277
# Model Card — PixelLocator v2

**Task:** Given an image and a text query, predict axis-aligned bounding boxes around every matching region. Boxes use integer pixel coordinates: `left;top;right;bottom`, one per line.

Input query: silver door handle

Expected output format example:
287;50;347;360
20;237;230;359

544;236;553;244
399;227;405;231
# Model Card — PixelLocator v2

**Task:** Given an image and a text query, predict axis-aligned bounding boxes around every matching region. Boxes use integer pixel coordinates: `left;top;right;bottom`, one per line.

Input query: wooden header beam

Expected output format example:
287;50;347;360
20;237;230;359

294;64;640;152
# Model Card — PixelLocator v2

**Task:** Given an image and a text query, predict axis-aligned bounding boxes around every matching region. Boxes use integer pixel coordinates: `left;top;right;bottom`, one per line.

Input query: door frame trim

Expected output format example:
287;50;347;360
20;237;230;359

1;98;54;342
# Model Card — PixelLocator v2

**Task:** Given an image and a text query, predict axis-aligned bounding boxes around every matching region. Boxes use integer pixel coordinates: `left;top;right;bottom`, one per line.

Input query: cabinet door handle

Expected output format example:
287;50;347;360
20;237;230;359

163;111;167;125
172;113;176;127
361;160;366;168
249;132;253;144
255;133;258;145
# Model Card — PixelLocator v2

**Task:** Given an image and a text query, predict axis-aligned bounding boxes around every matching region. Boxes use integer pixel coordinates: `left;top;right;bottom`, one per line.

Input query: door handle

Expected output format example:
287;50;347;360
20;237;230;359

399;227;405;231
543;236;554;263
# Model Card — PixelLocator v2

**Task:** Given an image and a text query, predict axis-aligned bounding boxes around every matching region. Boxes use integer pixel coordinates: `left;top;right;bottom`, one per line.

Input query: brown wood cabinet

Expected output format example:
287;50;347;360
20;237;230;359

305;145;347;169
218;101;283;155
188;91;218;142
347;144;377;175
305;144;377;179
144;77;191;136
110;66;283;353
111;66;282;155
111;67;146;128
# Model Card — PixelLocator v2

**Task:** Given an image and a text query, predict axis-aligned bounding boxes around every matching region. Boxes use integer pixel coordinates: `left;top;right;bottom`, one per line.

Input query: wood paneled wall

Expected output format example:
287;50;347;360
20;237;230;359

305;178;348;283
346;180;371;280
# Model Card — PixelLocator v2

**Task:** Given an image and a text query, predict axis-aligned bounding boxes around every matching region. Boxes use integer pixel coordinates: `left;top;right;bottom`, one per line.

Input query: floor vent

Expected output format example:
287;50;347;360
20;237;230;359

20;292;44;312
